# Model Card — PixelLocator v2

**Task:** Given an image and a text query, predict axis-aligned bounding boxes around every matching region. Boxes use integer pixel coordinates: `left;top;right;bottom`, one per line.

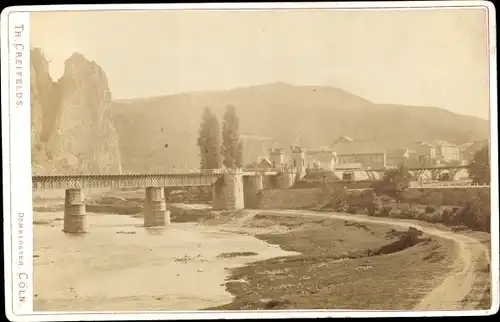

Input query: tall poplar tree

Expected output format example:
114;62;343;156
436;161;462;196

197;107;222;169
221;104;243;169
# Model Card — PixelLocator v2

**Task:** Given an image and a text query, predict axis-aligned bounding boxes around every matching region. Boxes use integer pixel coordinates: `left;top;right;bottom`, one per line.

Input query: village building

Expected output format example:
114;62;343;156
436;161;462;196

330;136;387;169
252;136;467;179
257;157;273;171
268;147;286;170
421;140;460;164
306;148;337;171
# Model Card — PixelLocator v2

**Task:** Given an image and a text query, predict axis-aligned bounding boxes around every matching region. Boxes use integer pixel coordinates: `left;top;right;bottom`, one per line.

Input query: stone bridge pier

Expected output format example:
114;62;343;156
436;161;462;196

211;171;299;210
63;188;88;234
144;187;171;227
62;186;172;234
212;172;245;210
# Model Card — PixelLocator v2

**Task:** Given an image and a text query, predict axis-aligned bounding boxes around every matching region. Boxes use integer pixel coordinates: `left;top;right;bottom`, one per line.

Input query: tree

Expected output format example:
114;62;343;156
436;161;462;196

221;104;243;169
197;107;222;169
469;145;490;185
373;163;411;209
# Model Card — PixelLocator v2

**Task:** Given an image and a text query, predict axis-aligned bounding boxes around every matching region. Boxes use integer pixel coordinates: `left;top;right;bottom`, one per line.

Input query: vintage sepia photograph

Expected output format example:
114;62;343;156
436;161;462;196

2;1;498;320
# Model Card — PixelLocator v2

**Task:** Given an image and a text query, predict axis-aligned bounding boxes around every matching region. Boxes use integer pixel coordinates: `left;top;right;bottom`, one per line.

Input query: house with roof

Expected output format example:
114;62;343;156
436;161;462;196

421;140;460;163
257;157;273;171
386;148;412;167
306;147;337;171
330;137;387;168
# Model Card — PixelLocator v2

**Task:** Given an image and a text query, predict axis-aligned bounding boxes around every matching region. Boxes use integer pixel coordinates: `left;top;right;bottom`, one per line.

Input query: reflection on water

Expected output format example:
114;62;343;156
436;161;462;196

33;211;297;312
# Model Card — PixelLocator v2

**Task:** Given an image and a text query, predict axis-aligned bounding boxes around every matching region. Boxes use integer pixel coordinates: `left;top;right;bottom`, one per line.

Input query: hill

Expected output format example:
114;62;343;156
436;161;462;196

110;82;488;173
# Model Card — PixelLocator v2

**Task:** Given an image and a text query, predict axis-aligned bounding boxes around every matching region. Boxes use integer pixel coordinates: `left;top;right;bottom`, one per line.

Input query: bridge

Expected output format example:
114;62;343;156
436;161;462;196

32;169;293;234
31;164;474;235
32;170;281;190
332;165;470;181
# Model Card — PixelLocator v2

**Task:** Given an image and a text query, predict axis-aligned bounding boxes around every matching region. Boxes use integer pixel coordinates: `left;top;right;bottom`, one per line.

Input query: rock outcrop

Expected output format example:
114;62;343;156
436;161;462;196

30;49;55;166
31;49;122;175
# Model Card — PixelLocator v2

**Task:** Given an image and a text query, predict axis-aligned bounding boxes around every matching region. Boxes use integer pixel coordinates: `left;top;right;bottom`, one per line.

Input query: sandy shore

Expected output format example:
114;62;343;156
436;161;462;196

33;211;298;312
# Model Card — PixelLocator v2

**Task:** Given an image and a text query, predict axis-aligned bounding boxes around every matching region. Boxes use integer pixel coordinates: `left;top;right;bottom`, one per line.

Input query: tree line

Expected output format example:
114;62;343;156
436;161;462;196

197;105;243;170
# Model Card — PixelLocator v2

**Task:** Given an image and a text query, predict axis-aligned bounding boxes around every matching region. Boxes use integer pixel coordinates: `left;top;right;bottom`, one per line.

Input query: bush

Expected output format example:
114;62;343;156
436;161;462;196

441;207;451;224
401;208;423;220
421;212;442;223
366;197;382;216
425;206;436;214
380;195;394;203
389;209;404;219
451;225;469;232
371;188;490;232
379;206;392;217
347;207;357;214
458;198;490;232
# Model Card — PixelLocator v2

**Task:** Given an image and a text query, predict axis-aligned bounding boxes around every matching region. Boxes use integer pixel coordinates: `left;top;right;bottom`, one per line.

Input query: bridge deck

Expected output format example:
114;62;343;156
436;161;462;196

32;171;280;190
32;173;223;190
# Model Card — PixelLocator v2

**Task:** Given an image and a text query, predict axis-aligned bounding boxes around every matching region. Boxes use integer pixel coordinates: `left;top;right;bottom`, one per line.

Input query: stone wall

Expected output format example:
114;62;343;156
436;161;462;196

243;175;263;208
276;172;295;189
212;173;244;210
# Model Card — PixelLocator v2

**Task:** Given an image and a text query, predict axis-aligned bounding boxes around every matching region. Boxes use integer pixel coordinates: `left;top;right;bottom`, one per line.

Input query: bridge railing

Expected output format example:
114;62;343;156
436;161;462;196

184;168;245;174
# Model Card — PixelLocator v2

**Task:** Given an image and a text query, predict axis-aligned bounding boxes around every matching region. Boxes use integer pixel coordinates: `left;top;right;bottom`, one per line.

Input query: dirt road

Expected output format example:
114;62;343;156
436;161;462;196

250;209;490;311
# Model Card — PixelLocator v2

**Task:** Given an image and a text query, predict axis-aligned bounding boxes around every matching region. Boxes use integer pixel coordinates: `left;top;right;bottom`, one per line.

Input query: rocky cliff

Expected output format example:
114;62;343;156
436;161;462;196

31;49;122;175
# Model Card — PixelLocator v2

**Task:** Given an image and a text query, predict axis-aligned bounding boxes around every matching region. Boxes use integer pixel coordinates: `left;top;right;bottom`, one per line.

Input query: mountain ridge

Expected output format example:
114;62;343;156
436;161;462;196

111;82;488;122
110;81;488;172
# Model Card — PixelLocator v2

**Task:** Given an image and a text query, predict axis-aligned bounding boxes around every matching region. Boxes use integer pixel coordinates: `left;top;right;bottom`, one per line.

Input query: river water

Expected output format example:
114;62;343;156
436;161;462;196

33;211;296;312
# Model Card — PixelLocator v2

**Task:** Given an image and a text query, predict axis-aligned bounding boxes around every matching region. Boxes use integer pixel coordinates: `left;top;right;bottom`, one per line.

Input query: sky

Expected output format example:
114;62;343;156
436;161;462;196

30;7;491;119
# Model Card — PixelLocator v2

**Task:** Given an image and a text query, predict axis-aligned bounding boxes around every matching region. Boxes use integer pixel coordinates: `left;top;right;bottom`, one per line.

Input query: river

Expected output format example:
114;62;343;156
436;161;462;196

33;211;296;312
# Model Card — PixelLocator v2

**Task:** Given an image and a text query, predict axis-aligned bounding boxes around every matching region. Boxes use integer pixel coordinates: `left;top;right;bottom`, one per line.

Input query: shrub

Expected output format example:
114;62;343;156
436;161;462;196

451;225;469;232
398;210;412;219
414;209;427;221
347;207;357;214
389;209;404;219
413;208;426;220
458;198;490;232
366;197;382;216
381;195;394;203
441;207;452;225
401;208;423;220
379;206;392;217
425;206;436;214
421;212;442;223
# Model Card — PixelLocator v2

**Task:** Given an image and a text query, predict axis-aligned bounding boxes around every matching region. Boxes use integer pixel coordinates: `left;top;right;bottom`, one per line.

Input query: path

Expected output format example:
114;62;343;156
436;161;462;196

252;209;489;310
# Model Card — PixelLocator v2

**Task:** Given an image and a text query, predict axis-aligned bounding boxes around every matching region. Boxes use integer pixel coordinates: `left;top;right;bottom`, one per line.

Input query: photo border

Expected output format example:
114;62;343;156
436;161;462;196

1;1;498;321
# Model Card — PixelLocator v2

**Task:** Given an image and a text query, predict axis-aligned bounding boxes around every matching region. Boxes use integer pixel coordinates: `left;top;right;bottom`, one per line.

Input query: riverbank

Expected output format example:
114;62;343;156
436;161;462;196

32;189;491;311
167;205;491;311
200;212;458;310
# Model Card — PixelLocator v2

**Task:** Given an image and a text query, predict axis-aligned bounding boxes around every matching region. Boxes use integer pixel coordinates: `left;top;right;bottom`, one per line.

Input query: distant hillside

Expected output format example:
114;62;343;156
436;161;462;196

110;82;489;173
